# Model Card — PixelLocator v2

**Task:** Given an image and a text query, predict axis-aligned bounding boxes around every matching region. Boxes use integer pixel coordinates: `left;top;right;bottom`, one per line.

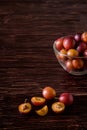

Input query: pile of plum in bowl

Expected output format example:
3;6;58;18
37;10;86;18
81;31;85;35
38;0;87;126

53;32;87;75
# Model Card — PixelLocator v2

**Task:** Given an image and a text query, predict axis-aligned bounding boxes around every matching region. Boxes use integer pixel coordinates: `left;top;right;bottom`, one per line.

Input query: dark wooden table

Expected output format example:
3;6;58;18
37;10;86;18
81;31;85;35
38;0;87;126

0;0;87;129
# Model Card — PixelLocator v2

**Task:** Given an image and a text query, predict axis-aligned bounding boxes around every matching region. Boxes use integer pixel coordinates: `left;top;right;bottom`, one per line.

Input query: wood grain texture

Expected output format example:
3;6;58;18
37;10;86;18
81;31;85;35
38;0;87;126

0;0;87;129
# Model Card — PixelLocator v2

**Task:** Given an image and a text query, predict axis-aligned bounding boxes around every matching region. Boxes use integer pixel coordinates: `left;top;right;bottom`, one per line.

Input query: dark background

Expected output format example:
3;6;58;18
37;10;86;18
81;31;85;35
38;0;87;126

0;0;87;129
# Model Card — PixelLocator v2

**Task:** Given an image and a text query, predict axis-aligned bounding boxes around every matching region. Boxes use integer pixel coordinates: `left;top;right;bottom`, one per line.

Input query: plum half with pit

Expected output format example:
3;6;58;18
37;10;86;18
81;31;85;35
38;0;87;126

51;102;65;113
31;97;46;106
18;102;32;114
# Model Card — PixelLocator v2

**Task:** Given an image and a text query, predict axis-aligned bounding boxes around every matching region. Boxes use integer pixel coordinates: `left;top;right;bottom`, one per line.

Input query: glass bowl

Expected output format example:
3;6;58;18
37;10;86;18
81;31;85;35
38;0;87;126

53;38;87;75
